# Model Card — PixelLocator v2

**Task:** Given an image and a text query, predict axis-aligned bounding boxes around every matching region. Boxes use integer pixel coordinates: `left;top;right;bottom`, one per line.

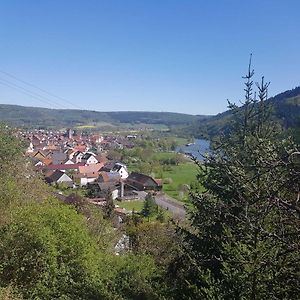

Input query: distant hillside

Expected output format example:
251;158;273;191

0;104;208;129
177;86;300;138
1;86;299;134
266;86;300;128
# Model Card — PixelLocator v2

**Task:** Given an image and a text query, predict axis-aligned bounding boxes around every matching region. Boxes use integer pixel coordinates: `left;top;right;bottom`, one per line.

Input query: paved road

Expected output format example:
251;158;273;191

155;193;186;219
127;191;186;219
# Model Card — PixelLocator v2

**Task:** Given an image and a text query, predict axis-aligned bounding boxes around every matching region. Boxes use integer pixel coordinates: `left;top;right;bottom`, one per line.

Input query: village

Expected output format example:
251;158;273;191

21;128;185;219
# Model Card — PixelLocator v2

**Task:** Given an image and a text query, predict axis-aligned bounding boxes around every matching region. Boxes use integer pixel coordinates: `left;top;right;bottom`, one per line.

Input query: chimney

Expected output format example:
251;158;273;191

120;180;124;198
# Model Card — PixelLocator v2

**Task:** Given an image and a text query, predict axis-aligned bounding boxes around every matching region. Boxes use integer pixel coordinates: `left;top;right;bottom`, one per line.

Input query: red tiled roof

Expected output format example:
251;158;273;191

73;145;87;152
46;163;85;170
78;163;103;175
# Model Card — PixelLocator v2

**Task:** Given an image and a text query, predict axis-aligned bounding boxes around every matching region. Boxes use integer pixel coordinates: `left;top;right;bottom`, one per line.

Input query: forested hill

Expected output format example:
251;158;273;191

178;86;300;138
1;86;299;133
266;86;300;128
0;104;208;128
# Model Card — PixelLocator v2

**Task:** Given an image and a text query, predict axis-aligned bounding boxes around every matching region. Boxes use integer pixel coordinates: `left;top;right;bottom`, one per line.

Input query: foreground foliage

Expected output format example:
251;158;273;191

0;125;168;300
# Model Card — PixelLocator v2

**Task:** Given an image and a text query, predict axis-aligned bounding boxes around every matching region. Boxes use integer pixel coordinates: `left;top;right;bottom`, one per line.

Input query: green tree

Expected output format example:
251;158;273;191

0;125;51;225
173;59;300;299
103;190;115;219
0;199;111;299
141;193;158;220
156;208;166;222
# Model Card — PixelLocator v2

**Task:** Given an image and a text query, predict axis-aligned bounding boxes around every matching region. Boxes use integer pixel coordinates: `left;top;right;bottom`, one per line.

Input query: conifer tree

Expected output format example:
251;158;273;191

142;193;158;220
103;189;115;219
174;57;300;299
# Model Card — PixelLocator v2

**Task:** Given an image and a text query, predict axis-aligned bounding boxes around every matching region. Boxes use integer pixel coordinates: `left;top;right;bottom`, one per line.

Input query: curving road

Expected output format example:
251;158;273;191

155;193;186;219
131;191;186;219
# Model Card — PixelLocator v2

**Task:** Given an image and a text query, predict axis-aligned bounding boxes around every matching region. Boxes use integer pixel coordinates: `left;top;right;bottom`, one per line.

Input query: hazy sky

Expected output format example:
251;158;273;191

0;0;299;115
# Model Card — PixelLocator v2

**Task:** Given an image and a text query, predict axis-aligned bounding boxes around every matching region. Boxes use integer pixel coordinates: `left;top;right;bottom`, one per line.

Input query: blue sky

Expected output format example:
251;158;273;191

0;0;299;115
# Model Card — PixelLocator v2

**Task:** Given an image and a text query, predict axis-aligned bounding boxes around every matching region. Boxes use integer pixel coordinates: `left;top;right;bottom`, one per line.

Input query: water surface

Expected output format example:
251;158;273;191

177;139;210;161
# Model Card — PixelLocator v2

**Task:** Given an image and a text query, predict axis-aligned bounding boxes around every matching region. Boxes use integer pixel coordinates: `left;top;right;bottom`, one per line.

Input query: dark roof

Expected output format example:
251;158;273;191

30;157;41;165
51;151;67;164
73;150;83;156
101;161;116;172
87;181;119;192
45;170;65;183
81;153;95;160
127;172;156;185
111;163;127;173
98;171;121;183
112;165;122;172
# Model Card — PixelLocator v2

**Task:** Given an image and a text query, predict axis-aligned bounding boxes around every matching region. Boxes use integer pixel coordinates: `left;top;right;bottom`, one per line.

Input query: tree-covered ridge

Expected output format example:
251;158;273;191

1;85;298;132
176;85;300;138
0;104;206;128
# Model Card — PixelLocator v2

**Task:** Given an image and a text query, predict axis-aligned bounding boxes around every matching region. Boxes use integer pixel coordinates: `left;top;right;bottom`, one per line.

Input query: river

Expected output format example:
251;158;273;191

176;138;210;161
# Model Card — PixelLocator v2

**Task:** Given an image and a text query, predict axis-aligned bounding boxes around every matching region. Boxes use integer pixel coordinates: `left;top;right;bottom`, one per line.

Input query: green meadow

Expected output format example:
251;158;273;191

114;200;144;212
162;162;201;202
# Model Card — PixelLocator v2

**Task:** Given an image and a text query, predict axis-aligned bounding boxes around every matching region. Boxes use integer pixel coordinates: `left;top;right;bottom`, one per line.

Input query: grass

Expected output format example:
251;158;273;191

75;125;97;129
162;162;202;202
171;137;191;144
127;150;201;202
151;152;179;160
114;200;144;212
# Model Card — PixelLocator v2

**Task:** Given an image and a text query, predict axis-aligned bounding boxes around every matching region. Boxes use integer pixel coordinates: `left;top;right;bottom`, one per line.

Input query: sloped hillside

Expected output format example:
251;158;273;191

180;86;300;138
0;104;207;128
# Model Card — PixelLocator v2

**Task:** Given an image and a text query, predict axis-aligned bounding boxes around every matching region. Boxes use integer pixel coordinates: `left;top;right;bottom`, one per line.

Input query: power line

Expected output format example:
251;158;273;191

0;77;68;109
0;69;84;110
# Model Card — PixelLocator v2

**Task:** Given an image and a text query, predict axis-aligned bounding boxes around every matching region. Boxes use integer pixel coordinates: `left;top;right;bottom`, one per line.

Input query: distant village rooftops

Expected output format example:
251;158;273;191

24;127;163;197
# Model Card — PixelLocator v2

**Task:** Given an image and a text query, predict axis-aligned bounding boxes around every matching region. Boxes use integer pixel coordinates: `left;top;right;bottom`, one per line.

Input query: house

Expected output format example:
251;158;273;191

101;161;116;172
125;172;162;191
73;173;99;186
62;158;75;165
98;171;121;183
31;150;50;160
50;151;67;165
30;156;52;168
95;154;108;164
73;144;87;153
74;163;104;186
111;163;128;179
91;134;103;144
45;163;85;172
71;151;84;163
81;152;98;165
45;170;73;187
78;163;103;175
87;182;119;199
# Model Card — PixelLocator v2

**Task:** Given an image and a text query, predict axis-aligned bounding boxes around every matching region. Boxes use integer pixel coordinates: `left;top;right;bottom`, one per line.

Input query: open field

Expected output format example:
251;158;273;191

114;200;144;212
162;162;202;202
127;150;201;202
75;125;97;129
151;152;179;160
